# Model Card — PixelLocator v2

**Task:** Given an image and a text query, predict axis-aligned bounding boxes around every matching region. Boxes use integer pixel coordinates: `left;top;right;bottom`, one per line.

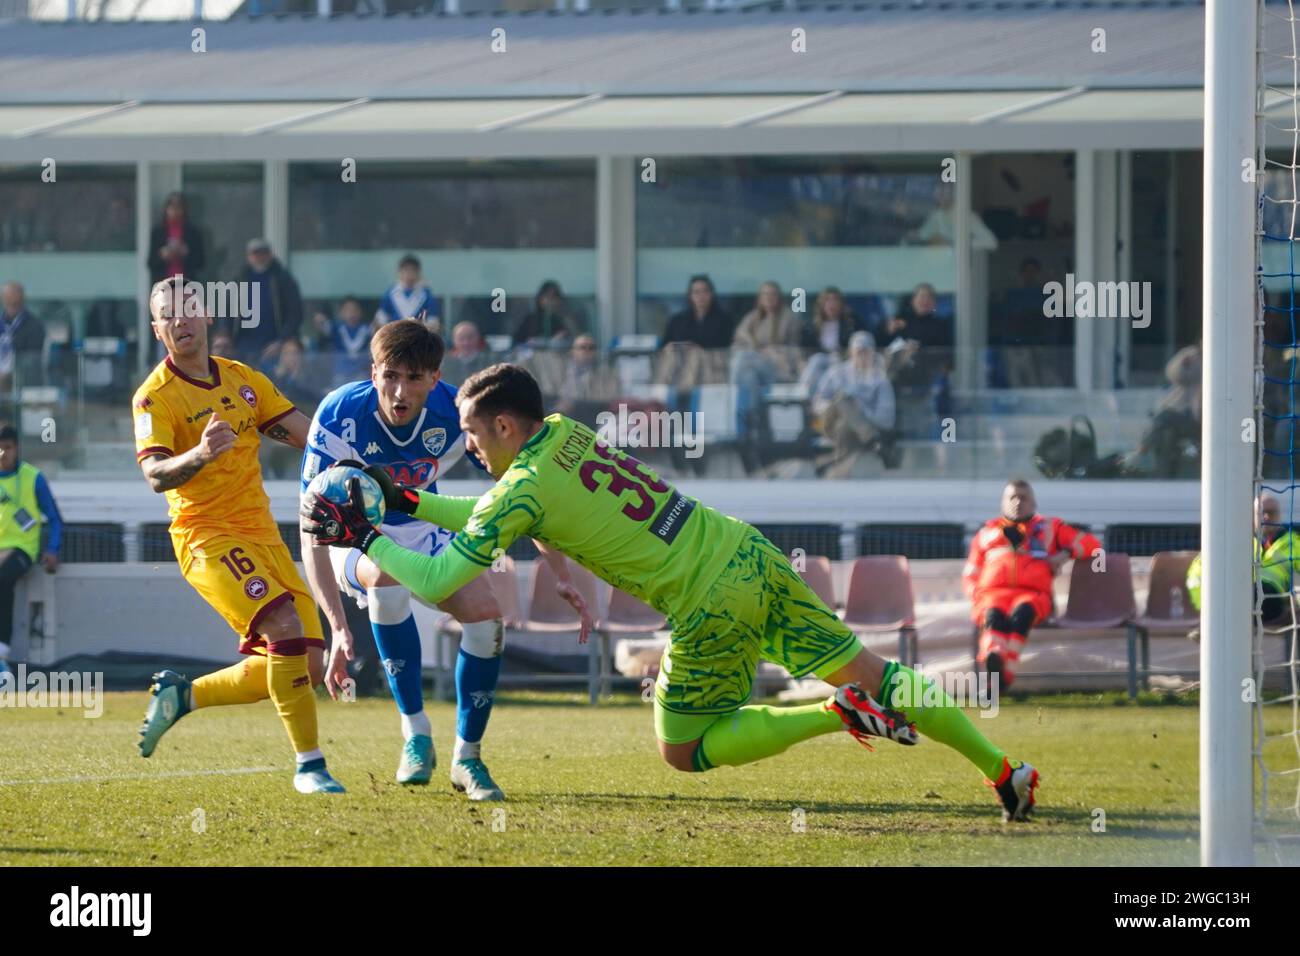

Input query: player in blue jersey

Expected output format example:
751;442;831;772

299;319;591;800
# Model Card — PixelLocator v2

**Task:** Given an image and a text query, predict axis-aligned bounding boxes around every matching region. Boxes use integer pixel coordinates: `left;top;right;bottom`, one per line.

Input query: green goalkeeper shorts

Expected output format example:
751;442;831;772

653;526;863;744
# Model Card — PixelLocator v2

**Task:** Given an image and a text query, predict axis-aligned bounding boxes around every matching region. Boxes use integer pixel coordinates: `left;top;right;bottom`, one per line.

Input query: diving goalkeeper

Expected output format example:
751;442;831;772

302;363;1039;821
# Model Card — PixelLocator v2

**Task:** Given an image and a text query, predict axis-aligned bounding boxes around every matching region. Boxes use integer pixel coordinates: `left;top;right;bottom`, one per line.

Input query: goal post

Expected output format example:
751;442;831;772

1201;0;1258;867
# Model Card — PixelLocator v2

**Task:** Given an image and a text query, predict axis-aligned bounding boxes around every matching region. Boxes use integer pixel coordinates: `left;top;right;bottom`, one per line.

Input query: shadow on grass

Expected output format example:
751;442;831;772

0;845;119;857
524;791;1199;833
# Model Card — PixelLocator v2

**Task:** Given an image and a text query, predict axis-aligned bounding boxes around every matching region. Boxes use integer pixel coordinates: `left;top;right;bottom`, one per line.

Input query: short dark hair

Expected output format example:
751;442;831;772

0;423;18;445
457;363;544;424
370;318;444;373
398;254;421;272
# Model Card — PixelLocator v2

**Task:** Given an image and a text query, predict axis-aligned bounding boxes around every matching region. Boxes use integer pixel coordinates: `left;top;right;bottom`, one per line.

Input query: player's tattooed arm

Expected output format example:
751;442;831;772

140;449;209;492
140;415;236;492
263;409;311;450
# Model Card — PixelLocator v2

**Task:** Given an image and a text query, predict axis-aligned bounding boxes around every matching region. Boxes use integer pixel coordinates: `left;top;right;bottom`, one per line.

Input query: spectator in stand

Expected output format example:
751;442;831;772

556;334;622;429
663;274;734;350
232;238;304;368
259;339;326;478
1125;342;1202;479
268;338;324;416
0;282;45;390
209;329;236;359
999;256;1067;388
878;282;948;388
812;331;899;470
147;192;205;285
441;320;493;386
0;423;62;677
963;479;1102;688
730;281;802;464
799;286;865;395
657;274;733;403
513;280;584;347
306;307;334;353
375;254;438;330
908;184;999;252
331;296;373;367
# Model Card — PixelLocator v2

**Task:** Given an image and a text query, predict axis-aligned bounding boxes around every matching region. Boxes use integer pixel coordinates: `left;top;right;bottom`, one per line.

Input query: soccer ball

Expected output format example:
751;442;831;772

307;465;386;528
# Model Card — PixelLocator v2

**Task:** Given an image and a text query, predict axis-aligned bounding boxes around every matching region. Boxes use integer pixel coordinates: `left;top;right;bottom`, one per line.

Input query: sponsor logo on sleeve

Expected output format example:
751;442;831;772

134;412;153;440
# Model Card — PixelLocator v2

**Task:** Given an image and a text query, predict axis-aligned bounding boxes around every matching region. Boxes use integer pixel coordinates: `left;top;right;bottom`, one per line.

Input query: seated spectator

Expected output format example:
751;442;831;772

441;320;493;386
1191;492;1293;626
305;307;334;353
233;239;303;367
268;338;325;414
209;330;236;359
513;280;584;347
376;254;439;329
1125;342;1201;479
0;423;61;676
812;331;899;470
330;295;373;375
799;286;865;395
556;334;622;430
147;191;205;285
0;281;45;391
907;184;998;251
963;479;1101;688
998;257;1068;388
657;274;733;402
878;282;948;388
260;339;326;478
731;281;802;465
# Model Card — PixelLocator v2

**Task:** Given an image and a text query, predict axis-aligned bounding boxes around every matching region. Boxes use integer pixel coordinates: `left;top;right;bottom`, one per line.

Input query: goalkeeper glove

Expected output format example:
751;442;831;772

302;477;383;554
363;463;420;516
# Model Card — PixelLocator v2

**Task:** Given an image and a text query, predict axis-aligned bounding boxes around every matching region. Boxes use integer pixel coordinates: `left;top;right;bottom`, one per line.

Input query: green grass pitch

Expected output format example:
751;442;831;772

0;689;1287;866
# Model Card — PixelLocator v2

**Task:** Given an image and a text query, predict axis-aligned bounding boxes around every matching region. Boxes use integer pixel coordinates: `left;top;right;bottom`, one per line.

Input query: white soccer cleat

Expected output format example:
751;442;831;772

828;683;919;749
451;758;505;802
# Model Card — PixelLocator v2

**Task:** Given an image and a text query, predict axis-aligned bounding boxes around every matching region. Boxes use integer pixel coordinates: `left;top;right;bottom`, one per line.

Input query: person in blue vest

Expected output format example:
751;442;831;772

0;423;62;676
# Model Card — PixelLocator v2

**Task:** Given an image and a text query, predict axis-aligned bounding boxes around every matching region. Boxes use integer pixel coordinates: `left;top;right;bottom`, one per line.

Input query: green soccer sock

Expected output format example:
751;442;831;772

878;661;1006;780
693;702;842;771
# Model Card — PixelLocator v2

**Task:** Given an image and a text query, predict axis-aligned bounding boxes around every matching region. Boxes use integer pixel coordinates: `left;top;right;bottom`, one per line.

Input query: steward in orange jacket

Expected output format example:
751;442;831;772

963;479;1102;687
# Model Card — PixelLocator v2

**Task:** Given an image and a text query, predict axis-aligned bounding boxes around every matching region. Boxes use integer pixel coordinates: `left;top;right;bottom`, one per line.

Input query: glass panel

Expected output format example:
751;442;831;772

180;163;265;283
0;165;135;253
976;151;1076;390
289;160;595;251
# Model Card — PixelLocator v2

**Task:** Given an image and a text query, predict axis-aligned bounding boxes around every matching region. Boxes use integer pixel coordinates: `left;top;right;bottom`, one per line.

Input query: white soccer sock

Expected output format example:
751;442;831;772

401;710;432;739
295;748;324;765
454;736;481;762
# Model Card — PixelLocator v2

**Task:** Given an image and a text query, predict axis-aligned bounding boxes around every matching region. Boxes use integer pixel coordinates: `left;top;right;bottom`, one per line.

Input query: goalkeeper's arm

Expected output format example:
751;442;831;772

412;491;477;531
367;536;485;607
363;463;477;530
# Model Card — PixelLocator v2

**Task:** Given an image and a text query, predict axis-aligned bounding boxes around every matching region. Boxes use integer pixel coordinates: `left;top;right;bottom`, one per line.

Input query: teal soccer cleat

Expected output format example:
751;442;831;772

396;733;435;785
451;758;505;802
138;669;192;758
293;757;346;794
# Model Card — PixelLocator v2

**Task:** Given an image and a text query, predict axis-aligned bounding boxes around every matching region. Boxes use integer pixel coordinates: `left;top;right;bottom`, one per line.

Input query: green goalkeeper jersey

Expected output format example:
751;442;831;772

367;413;749;621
